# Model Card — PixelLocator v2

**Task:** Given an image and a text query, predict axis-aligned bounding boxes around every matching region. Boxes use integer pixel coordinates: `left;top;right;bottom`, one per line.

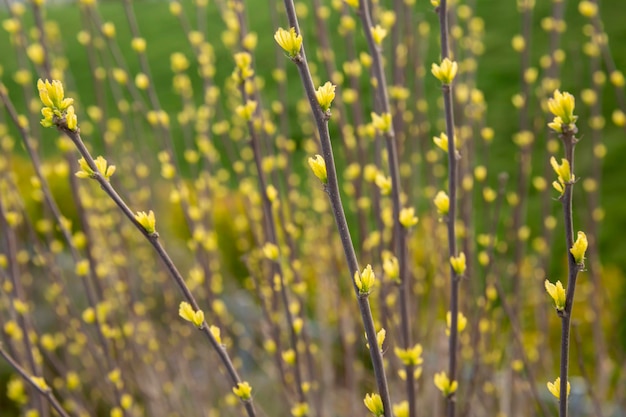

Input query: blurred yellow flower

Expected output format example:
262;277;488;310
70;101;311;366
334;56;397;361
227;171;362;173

371;112;392;133
394;343;423;366
446;311;467;335
399;207;418;228
547;377;570;400
434;371;457;396
434;191;450;215
363;393;384;416
232;381;252;400
371;25;387;45
450;252;466;275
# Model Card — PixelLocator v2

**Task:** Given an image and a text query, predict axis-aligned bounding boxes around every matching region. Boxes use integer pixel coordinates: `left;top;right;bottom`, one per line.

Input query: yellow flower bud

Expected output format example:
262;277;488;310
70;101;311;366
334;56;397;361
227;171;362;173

30;377;49;392
547;116;565;133
511;34;525;52
547;90;577;126
170;52;189;73
94;156;115;179
354;264;376;294
550;156;572;184
371;25;387;45
131;37;146;53
209;325;222;344
433;132;457;153
399;207;418;228
610;70;625;87
434;371;457;396
262;242;279;261
394;343;424;366
291;402;309;417
315;81;336;112
371;112;392;133
234;52;253;73
66;105;78;131
431;58;458;84
101;22;116;38
135;73;149;89
446;311;467;335
393;401;409;417
570;231;588;264
236;100;257;121
232;381;252;400
27;44;45;65
178;301;205;328
242;32;258;50
134;210;156;234
374;173;392;195
547;377;570;399
434;191;450;215
552;180;565;195
363;393;384;416
37;78;73;110
308;154;328;184
274;27;303;58
578;1;597;17
450;252;466;275
544;279;566;310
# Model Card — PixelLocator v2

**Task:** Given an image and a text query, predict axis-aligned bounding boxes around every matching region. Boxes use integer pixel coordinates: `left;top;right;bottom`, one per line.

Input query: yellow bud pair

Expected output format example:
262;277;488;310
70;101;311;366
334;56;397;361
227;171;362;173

450;252;466;275
371;112;392;133
434;371;457;396
547;377;570;400
75;156;116;181
445;311;467;335
232;381;252;400
434;191;450;215
178;301;204;328
354;264;376;294
394;343;424;366
399;207;419;228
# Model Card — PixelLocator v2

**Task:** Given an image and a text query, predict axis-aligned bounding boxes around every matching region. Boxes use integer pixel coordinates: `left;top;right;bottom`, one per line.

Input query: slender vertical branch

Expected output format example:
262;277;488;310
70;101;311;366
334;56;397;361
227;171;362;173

436;2;461;417
557;133;578;417
546;89;583;417
356;1;415;413
239;85;308;411
278;1;394;414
